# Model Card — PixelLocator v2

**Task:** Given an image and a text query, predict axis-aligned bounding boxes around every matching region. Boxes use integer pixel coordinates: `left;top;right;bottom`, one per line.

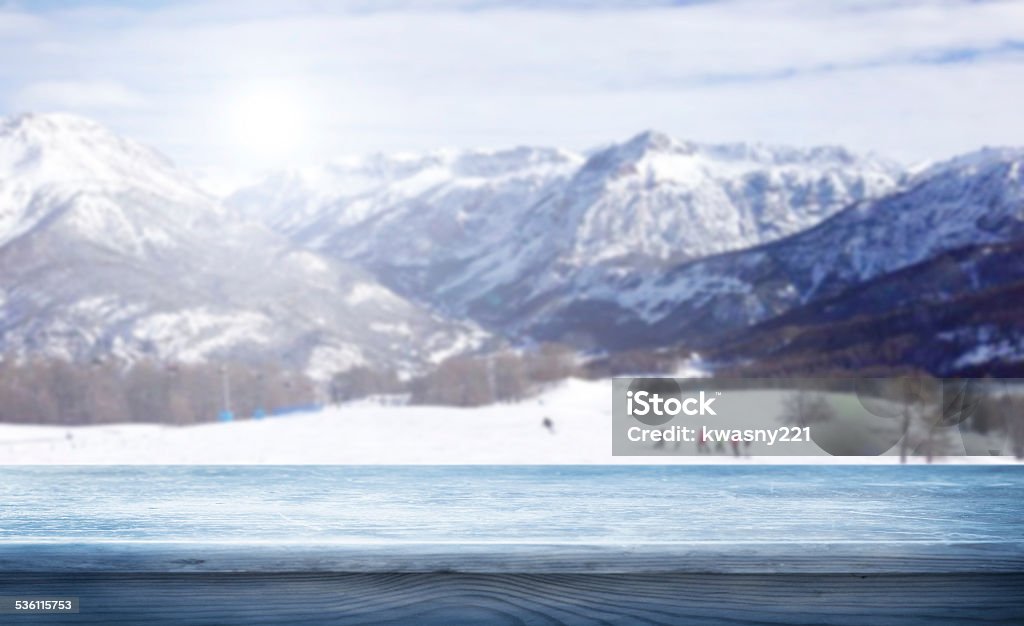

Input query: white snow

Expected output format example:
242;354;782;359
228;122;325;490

0;113;215;247
425;325;489;364
131;308;272;363
954;337;1024;369
0;378;1015;465
0;111;486;378
306;343;367;380
225;129;902;333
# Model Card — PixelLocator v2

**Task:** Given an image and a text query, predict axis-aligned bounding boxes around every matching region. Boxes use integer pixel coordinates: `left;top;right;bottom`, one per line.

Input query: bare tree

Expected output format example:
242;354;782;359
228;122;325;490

0;356;317;425
329;367;400;403
782;389;835;427
893;374;939;464
526;343;578;384
1003;395;1024;459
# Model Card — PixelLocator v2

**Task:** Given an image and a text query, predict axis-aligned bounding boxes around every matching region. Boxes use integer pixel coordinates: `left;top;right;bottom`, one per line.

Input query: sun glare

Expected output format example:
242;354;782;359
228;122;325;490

225;84;309;160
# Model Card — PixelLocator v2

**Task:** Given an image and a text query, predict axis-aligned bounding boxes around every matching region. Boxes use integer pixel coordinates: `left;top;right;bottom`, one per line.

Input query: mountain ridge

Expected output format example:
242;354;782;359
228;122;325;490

3;112;1022;380
0;112;487;380
229;129;906;344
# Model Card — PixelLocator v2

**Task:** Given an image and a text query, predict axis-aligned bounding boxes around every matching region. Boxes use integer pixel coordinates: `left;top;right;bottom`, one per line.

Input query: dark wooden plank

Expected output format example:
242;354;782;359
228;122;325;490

2;468;1020;623
3;541;1024;574
3;572;1024;625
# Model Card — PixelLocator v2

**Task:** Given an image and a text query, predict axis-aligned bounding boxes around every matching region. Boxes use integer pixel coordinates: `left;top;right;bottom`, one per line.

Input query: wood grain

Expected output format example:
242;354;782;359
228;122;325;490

2;467;1021;623
3;541;1024;574
3;572;1023;625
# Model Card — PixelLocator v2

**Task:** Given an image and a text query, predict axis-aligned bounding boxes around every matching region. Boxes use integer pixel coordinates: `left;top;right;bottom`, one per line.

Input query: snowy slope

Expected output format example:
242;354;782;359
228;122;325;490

0;377;1014;463
229;146;583;301
542;131;900;266
0;113;486;378
4;113;1020;380
0;113;213;249
550;147;1024;350
230;131;903;335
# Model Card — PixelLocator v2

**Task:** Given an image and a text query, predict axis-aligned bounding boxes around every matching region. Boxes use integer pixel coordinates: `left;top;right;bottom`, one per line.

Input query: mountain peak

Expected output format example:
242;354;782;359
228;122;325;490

917;146;1024;181
2;111;111;136
0;112;215;250
0;112;206;203
580;130;688;176
1;111;169;168
624;129;678;153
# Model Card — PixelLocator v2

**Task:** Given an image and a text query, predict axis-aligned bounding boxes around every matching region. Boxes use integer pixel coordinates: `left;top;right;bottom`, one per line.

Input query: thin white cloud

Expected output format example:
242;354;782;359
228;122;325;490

14;80;146;111
0;0;1021;172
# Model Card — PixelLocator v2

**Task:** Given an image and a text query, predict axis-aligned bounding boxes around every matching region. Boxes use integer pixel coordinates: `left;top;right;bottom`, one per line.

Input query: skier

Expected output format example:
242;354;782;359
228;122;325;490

697;430;708;454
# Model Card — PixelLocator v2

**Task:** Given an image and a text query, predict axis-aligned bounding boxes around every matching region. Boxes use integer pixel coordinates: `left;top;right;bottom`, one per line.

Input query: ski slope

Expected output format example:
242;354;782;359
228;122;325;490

0;378;1015;464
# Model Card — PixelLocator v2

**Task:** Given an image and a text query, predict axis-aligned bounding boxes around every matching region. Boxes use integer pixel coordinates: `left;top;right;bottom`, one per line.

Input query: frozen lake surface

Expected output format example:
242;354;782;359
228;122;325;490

1;466;1023;624
3;465;1024;547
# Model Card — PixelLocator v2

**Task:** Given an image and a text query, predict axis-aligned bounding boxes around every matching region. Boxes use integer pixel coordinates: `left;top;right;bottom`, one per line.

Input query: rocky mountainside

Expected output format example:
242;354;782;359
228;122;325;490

230;130;903;337
711;238;1024;376
228;145;584;300
4;113;1021;380
0;114;486;380
547;146;1024;351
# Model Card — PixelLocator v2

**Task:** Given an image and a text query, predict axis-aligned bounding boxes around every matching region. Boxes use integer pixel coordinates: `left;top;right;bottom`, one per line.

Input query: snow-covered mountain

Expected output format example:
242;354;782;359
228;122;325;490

5;113;1021;380
547;146;1024;351
0;113;486;379
228;145;583;302
713;238;1024;376
0;113;214;249
229;130;903;335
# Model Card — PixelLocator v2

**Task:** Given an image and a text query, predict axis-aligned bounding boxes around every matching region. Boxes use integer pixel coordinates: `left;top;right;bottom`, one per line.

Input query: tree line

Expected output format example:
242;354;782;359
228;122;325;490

329;343;581;406
0;358;316;425
4;344;1022;460
0;344;581;424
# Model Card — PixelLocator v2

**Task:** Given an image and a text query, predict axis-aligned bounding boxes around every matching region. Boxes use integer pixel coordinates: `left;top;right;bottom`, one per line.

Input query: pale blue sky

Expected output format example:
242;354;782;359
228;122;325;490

2;0;1023;176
